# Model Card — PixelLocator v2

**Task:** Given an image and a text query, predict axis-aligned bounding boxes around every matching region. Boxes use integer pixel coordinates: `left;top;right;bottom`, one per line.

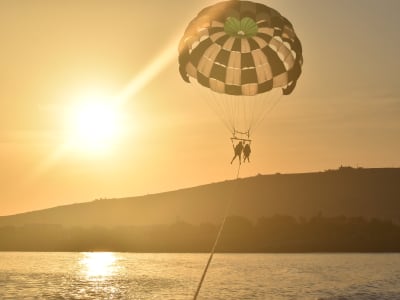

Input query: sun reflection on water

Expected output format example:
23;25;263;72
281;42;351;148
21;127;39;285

80;252;119;279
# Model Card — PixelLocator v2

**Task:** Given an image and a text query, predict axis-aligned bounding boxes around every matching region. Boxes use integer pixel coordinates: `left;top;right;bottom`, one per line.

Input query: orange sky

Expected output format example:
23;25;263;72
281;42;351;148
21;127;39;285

1;0;399;216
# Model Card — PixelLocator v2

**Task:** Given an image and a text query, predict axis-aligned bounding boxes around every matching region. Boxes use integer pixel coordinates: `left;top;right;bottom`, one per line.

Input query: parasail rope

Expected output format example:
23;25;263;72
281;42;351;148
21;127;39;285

193;161;242;300
249;92;282;134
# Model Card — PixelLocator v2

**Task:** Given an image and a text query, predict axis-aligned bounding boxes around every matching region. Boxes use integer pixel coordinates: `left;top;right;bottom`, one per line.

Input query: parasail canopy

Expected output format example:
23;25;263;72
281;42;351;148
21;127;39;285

178;0;303;137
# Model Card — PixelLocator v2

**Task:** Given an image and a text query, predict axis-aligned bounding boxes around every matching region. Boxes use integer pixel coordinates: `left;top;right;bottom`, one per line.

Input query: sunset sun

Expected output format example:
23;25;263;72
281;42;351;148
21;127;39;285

66;94;124;154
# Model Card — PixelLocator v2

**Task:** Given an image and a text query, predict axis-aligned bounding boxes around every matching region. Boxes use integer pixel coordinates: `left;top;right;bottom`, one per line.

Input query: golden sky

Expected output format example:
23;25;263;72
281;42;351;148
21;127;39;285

1;0;399;215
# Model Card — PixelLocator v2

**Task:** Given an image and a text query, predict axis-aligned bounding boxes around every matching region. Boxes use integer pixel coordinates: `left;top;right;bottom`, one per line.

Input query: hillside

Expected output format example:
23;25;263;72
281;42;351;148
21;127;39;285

1;167;399;228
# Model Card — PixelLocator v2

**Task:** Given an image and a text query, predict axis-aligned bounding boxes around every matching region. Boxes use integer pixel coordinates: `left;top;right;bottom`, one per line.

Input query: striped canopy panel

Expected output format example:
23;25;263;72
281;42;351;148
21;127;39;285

178;0;303;96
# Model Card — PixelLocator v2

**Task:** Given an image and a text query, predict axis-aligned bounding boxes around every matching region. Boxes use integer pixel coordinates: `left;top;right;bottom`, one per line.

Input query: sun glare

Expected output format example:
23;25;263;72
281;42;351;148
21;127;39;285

81;252;118;278
66;91;124;154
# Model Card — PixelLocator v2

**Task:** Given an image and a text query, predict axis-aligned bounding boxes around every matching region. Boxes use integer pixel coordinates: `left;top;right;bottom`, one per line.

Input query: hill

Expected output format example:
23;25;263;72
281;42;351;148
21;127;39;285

1;167;399;228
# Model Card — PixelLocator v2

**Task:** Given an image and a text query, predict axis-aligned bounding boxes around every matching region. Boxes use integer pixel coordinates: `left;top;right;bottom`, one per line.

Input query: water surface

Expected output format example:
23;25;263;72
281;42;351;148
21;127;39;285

1;252;399;299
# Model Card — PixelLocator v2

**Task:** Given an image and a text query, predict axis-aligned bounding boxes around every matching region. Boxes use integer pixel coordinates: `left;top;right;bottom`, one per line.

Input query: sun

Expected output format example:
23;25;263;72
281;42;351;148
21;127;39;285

66;92;124;154
74;102;118;144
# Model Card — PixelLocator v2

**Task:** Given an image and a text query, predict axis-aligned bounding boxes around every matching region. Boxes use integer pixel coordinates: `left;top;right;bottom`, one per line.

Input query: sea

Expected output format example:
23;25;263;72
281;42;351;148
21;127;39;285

0;252;399;299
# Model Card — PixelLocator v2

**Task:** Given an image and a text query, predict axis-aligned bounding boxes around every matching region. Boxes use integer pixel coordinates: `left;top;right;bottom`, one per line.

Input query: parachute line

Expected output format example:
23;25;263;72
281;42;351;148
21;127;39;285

250;91;283;133
194;81;283;138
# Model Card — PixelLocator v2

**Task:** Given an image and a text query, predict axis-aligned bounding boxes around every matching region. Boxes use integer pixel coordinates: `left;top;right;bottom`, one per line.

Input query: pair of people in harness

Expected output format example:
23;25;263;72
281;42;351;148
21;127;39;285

231;141;251;164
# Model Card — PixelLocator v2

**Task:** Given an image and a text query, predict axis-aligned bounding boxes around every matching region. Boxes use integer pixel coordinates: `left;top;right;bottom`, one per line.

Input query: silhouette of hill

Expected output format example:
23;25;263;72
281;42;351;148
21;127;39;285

1;167;399;228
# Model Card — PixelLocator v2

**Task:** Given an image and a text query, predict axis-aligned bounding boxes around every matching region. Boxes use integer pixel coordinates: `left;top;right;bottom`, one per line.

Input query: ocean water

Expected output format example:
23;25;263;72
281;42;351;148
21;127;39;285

0;252;399;299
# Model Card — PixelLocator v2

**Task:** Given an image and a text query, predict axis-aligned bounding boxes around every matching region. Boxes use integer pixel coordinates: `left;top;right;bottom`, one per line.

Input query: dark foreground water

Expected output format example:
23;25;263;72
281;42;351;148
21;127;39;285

0;252;399;299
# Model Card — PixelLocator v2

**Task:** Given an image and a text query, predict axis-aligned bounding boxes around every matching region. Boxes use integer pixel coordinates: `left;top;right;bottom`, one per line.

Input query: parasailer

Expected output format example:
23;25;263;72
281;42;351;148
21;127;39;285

230;140;244;164
243;142;251;163
178;0;303;163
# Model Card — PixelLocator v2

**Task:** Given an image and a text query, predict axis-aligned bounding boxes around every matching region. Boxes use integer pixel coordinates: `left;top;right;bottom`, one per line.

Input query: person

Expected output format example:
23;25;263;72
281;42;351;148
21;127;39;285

231;141;244;164
243;143;251;163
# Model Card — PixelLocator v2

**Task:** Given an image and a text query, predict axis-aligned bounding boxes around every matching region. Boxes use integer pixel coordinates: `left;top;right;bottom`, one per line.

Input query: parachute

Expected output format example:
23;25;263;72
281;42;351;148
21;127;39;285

178;0;303;140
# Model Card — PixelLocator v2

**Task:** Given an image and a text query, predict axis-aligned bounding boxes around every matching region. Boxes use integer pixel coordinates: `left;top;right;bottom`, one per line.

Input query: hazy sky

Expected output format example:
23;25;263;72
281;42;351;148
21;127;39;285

1;0;399;215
